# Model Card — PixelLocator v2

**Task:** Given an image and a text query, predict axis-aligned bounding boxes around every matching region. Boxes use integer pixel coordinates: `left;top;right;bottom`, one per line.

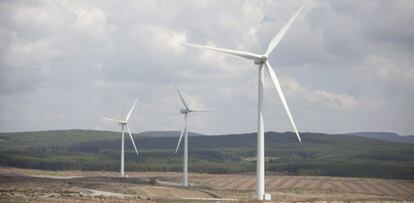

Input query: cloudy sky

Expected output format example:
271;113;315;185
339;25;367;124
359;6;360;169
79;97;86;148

1;0;413;135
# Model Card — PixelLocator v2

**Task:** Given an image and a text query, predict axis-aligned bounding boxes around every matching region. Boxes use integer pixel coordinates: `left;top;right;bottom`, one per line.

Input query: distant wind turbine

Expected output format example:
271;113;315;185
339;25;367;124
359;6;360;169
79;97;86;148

103;98;139;178
174;86;213;187
184;3;306;200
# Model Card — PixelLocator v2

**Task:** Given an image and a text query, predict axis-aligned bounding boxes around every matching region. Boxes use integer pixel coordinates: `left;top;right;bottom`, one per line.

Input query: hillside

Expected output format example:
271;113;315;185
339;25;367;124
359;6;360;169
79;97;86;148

350;132;414;143
0;130;413;179
0;129;203;151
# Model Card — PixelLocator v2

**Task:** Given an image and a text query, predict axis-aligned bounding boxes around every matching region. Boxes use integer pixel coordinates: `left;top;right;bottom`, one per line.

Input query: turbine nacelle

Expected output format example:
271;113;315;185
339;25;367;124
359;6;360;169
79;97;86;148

180;109;190;114
254;56;268;65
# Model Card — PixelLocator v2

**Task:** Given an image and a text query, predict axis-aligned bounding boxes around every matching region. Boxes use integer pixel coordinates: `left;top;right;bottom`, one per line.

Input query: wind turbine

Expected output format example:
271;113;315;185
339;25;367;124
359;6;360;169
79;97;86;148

174;86;212;187
184;3;305;200
103;98;139;178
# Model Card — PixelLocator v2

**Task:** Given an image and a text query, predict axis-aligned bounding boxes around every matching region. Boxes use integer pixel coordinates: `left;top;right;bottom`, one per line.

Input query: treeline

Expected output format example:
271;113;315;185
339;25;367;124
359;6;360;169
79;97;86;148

0;131;413;179
0;151;253;174
1;149;413;179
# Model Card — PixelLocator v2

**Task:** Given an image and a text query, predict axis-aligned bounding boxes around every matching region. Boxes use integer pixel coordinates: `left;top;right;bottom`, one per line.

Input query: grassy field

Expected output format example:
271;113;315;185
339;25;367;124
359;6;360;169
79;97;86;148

0;130;413;180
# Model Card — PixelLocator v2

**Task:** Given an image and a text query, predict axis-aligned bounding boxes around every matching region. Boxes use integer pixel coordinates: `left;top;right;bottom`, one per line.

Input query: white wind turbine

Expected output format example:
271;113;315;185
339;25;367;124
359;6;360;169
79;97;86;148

174;86;212;187
103;98;139;178
184;3;305;200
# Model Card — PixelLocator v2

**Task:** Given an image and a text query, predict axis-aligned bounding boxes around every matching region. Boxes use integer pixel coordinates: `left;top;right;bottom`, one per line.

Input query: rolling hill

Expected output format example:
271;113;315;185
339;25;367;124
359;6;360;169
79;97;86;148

0;130;413;179
350;132;414;143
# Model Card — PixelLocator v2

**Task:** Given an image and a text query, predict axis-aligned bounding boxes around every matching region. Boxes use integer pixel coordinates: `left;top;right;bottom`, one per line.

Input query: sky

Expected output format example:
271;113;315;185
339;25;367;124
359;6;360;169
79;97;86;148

0;0;413;135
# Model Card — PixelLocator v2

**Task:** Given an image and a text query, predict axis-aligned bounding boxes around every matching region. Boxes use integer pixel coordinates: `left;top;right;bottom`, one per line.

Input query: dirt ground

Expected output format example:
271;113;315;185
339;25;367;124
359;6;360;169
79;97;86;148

0;167;413;202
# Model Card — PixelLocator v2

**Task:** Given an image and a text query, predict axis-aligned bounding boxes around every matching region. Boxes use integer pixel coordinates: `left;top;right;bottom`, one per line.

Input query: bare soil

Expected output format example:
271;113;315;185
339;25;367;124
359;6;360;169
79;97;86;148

0;167;412;202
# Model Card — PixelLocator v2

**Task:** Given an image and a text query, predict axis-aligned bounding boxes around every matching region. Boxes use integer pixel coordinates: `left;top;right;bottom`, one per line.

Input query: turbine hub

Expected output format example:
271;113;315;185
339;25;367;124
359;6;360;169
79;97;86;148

254;56;267;65
180;109;189;114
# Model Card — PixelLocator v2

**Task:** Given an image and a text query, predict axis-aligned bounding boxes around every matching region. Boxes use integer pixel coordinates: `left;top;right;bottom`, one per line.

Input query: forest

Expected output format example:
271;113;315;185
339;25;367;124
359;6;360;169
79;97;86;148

0;130;413;179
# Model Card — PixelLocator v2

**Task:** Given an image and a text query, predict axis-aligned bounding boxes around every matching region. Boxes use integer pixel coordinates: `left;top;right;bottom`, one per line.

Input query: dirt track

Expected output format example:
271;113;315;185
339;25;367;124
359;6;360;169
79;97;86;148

0;167;413;202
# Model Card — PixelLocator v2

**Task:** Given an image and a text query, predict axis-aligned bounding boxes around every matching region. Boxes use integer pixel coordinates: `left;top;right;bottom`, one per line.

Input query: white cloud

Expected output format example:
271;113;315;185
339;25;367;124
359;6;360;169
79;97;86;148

280;76;358;111
145;25;187;54
0;0;413;135
406;69;414;80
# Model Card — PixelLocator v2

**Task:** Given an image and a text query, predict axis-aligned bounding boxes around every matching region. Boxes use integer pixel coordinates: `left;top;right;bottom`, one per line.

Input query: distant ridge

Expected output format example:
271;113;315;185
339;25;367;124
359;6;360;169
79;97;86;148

349;132;414;143
137;131;206;138
140;131;414;143
3;129;413;143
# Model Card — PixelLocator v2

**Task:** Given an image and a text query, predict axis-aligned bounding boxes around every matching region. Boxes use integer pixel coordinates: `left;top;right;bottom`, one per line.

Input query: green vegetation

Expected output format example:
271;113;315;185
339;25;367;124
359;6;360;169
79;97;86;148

0;130;119;151
0;130;413;179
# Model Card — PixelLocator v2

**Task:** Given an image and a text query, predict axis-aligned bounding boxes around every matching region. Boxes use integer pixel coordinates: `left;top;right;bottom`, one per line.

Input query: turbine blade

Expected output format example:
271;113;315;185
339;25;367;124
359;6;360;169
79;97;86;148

126;125;139;156
191;108;218;112
265;3;306;56
185;43;261;61
102;117;125;123
175;113;190;153
126;98;139;122
174;86;189;110
265;61;301;142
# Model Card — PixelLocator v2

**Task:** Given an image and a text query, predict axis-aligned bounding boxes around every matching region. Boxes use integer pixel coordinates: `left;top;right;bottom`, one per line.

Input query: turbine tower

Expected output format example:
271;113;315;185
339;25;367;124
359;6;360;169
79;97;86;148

174;86;212;187
103;98;139;177
184;3;305;200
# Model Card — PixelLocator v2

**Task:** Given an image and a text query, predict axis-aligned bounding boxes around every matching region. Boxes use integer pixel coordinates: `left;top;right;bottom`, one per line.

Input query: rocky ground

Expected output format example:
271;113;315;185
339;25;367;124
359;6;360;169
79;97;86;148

0;167;413;202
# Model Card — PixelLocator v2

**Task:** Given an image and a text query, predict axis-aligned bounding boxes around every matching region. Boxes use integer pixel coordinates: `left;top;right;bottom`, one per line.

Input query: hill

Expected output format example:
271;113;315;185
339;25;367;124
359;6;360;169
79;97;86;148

138;131;206;138
350;132;414;143
0;129;203;151
0;130;413;179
